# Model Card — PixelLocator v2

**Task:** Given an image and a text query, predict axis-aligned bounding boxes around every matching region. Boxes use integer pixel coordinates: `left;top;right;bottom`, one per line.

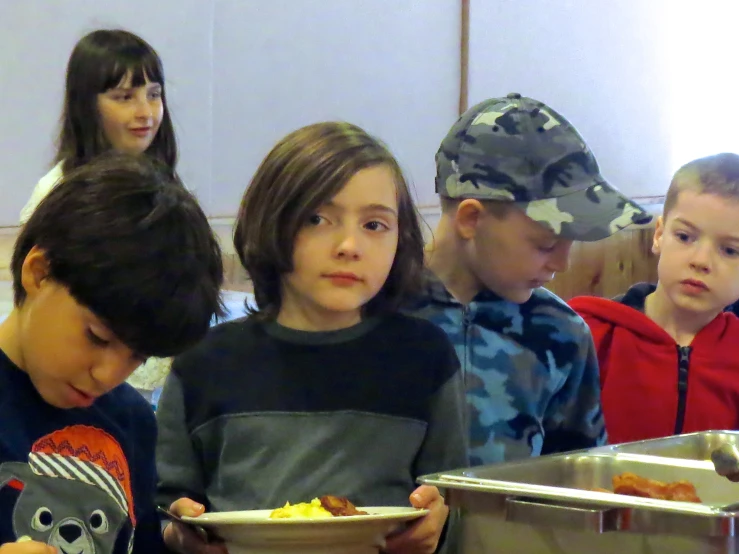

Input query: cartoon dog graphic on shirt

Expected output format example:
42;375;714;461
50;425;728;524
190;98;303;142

0;425;136;554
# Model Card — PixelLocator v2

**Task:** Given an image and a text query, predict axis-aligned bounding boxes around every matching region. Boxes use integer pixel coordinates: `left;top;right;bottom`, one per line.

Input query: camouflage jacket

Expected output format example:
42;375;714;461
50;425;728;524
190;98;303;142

408;270;607;466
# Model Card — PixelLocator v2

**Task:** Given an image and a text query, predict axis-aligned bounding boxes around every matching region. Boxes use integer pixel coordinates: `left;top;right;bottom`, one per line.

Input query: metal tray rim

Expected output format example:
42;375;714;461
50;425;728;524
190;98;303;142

420;452;736;518
589;430;739;455
420;474;731;516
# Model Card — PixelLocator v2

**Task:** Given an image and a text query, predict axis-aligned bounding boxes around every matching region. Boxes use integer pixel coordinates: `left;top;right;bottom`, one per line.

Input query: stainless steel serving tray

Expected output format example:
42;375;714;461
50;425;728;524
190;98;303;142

421;450;739;537
421;433;739;552
590;430;739;460
424;452;734;511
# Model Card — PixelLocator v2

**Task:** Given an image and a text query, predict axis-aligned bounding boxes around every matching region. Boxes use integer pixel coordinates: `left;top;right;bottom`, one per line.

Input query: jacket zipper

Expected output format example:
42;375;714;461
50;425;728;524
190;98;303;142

674;345;692;435
462;306;472;377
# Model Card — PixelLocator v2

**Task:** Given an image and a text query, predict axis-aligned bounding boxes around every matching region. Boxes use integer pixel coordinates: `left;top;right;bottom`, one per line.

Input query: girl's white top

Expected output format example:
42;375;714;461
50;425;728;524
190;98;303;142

20;161;64;224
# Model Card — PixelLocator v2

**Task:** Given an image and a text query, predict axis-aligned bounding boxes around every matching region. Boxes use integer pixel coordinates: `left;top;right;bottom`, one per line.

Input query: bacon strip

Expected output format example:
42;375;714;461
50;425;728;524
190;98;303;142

319;495;369;516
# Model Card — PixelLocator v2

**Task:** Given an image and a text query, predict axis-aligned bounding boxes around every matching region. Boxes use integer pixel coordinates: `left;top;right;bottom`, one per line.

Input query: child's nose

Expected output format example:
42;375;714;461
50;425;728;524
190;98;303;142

335;229;361;259
134;97;154;120
689;243;712;272
90;353;140;392
546;241;572;273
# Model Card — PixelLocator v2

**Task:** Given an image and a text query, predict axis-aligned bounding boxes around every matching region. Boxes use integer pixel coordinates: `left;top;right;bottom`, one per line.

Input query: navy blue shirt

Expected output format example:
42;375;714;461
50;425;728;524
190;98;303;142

0;349;164;553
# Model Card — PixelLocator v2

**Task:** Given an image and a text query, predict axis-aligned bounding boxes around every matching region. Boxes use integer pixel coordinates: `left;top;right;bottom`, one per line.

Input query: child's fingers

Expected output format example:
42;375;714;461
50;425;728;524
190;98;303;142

165;521;205;554
409;485;443;509
169;497;206;518
384;502;449;554
383;521;436;554
164;520;228;554
382;485;450;553
0;538;57;553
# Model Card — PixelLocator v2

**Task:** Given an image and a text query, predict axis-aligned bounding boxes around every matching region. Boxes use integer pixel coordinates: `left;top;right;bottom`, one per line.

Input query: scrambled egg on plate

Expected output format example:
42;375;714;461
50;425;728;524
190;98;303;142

269;497;333;519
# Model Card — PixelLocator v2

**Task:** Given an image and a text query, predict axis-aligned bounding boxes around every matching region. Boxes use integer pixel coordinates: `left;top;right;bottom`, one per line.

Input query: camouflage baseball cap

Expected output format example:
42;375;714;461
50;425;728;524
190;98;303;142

436;93;652;241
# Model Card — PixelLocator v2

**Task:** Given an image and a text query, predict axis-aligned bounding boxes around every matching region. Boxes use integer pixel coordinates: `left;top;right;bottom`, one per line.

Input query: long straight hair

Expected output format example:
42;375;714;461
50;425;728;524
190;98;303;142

234;122;425;321
55;29;177;174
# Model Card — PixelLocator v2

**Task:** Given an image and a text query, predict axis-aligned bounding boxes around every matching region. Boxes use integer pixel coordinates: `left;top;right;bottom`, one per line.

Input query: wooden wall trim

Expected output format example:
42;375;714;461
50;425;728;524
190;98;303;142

459;0;469;115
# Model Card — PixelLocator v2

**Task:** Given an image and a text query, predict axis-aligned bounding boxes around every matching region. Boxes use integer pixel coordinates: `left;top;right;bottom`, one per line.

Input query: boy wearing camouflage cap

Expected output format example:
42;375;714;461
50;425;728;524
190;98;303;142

410;93;652;465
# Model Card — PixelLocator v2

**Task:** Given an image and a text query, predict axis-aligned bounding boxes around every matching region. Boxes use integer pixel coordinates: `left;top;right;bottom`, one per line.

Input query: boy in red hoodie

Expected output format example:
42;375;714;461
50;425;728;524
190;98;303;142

569;153;739;444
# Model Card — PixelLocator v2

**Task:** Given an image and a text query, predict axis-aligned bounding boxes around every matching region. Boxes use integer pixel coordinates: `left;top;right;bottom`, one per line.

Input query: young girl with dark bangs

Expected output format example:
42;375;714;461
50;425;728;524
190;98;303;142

21;29;177;223
156;122;468;554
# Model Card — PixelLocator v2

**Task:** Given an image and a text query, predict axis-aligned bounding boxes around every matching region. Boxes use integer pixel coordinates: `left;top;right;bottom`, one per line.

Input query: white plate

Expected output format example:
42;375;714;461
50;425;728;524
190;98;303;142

181;506;428;554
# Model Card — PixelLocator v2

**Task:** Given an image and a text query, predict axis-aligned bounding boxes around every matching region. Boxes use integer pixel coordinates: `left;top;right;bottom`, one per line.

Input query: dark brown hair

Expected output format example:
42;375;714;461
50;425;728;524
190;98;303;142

233;122;424;320
664;153;739;217
13;152;224;357
55;29;177;174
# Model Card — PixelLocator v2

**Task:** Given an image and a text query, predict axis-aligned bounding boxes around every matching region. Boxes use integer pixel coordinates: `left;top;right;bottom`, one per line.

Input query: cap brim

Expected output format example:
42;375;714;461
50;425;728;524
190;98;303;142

518;181;654;242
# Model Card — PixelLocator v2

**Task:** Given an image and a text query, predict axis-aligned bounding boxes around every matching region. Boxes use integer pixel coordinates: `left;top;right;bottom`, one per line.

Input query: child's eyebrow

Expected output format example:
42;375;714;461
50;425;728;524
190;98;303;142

674;217;739;241
362;204;398;217
324;201;398;217
673;218;699;230
530;227;558;242
87;313;147;361
110;82;161;93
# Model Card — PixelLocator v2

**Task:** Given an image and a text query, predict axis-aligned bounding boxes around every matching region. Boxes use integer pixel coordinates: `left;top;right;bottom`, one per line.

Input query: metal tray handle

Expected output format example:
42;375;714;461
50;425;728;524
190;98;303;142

504;497;621;533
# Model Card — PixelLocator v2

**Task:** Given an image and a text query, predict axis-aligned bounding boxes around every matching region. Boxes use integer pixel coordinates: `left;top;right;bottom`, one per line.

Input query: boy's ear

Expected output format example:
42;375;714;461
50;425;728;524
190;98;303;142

652;215;665;256
20;246;51;298
454;199;485;240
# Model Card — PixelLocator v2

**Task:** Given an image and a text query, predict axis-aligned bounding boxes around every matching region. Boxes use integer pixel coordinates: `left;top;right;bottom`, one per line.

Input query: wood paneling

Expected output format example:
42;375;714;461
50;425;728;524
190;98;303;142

545;223;658;301
0;221;659;298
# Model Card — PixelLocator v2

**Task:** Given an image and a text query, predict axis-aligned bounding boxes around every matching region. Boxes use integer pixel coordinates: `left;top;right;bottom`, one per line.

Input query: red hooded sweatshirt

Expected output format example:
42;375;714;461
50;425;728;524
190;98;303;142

569;283;739;444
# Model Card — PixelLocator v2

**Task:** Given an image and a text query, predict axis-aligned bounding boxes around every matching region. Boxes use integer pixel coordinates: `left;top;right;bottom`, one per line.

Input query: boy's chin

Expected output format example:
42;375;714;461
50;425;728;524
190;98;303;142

34;379;98;410
669;295;723;316
496;287;536;304
38;390;78;410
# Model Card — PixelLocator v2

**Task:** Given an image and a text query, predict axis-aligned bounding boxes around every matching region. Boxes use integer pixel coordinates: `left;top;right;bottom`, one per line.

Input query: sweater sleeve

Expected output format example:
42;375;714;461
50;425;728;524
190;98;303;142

413;336;469;478
132;505;167;554
541;321;607;454
155;369;208;509
128;396;168;553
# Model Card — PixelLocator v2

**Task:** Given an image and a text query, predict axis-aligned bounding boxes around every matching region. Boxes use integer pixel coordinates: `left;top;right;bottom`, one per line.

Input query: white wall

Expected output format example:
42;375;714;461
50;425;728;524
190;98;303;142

0;0;460;226
8;1;734;228
468;0;739;201
0;0;216;225
210;1;460;216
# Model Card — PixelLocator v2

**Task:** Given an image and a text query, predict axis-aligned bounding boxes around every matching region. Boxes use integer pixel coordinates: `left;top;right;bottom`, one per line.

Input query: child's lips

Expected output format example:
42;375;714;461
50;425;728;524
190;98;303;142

323;272;363;286
324;272;361;280
67;385;97;407
130;127;151;137
681;279;708;290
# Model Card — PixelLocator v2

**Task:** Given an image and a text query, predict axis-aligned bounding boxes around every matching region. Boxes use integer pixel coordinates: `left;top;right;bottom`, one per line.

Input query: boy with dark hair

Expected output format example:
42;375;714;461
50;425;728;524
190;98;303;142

0;152;224;553
571;152;739;445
